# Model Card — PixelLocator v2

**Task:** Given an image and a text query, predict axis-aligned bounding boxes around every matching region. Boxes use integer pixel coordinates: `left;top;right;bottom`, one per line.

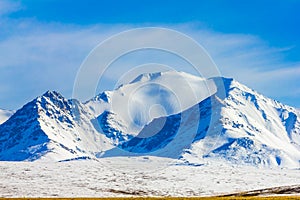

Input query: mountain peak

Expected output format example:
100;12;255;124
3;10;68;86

38;90;72;112
0;90;110;161
128;70;209;85
92;91;111;103
42;90;64;99
129;71;163;84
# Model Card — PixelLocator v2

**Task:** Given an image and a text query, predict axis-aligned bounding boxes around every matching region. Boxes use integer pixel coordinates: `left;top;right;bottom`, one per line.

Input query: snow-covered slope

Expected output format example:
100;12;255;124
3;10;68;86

0;71;300;168
86;71;217;141
179;77;300;168
0;91;111;161
0;109;14;125
94;73;300;168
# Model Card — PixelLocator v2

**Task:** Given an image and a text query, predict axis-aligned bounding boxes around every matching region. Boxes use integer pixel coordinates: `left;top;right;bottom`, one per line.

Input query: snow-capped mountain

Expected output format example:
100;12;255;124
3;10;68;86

100;76;300;168
0;71;299;168
0;109;14;125
85;71;217;138
90;72;300;168
181;77;300;168
0;91;111;161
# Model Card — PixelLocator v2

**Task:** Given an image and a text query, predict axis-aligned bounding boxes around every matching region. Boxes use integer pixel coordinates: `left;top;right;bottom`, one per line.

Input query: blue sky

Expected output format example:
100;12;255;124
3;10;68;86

0;0;300;109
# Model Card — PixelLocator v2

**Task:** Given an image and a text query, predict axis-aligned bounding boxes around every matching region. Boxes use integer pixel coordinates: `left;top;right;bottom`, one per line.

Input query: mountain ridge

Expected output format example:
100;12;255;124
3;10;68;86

0;90;112;161
0;71;299;168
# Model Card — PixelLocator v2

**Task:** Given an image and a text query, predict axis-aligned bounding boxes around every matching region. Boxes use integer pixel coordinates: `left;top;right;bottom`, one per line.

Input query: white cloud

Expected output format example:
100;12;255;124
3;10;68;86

0;0;21;16
0;17;299;109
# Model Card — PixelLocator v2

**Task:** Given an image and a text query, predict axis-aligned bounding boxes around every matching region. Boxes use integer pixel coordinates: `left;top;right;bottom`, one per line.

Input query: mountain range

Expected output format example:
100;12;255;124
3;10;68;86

0;71;299;168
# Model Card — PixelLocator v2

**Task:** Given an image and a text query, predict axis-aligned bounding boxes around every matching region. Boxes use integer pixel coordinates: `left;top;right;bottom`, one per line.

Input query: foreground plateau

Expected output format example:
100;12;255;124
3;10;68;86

0;157;299;197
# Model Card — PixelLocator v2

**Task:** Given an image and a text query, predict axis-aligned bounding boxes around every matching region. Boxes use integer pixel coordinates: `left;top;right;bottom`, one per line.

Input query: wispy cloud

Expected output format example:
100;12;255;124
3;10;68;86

0;13;299;109
0;0;22;16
